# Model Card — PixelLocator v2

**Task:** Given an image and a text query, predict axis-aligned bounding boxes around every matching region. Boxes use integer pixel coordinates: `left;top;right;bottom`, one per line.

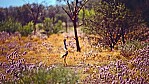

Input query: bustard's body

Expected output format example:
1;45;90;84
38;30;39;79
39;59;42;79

62;39;68;66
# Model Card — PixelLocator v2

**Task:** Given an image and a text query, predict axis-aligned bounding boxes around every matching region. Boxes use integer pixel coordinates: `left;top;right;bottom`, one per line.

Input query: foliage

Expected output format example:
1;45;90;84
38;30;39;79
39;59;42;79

78;9;95;22
0;18;22;33
43;18;63;35
48;66;78;84
0;3;66;31
37;23;43;30
18;21;33;36
53;20;63;33
120;40;148;57
84;0;142;50
19;67;50;84
120;0;149;26
43;18;53;35
0;8;5;22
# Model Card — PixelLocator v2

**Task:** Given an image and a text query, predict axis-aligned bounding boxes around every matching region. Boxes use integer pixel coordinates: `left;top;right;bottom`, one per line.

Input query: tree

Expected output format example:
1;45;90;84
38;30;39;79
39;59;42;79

85;0;141;50
19;5;33;25
0;8;5;22
23;3;45;34
118;0;149;26
58;0;89;52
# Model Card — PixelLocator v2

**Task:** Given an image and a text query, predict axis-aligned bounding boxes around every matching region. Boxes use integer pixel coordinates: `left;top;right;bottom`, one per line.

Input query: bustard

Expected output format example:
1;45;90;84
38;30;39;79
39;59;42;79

62;39;68;66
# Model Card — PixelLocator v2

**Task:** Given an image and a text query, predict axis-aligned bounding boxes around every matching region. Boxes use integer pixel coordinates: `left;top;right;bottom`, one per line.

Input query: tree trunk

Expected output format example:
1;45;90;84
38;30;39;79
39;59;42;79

65;21;68;33
122;33;125;44
73;21;81;52
52;16;55;26
109;43;114;51
33;23;36;35
109;32;114;51
121;27;125;44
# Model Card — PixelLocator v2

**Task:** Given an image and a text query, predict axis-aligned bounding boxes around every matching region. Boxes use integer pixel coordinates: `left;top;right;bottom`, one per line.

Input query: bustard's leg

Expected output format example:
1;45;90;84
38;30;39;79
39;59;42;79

64;56;67;66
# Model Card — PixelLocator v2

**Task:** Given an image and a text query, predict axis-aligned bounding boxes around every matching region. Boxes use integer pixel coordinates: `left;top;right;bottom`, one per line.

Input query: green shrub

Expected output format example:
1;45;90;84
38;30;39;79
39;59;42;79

13;65;78;84
18;21;33;36
53;20;63;34
43;18;53;35
0;18;22;33
19;67;50;84
48;66;78;84
37;23;43;30
43;18;63;35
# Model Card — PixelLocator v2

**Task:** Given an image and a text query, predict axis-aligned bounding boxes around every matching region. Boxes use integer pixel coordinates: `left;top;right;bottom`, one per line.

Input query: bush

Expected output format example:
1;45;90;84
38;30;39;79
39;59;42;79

120;40;148;57
48;66;78;84
18;66;51;84
43;18;53;35
43;18;63;35
7;65;78;84
0;18;22;33
18;21;33;36
37;23;43;30
53;20;63;34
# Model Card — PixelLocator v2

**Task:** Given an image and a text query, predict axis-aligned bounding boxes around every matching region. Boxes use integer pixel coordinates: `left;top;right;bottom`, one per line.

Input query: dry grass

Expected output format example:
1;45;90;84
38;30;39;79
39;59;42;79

0;33;123;67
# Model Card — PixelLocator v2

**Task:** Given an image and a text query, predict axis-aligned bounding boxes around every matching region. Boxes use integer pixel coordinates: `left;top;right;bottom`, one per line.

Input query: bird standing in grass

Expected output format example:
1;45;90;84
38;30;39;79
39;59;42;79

62;39;68;66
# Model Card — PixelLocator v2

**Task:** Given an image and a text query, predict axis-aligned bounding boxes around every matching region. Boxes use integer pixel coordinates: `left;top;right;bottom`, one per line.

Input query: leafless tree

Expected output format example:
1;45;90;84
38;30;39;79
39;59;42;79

62;0;89;52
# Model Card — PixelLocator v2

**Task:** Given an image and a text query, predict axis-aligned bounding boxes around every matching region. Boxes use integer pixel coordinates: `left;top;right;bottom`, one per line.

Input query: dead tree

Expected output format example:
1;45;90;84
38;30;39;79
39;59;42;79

62;0;89;52
62;39;68;66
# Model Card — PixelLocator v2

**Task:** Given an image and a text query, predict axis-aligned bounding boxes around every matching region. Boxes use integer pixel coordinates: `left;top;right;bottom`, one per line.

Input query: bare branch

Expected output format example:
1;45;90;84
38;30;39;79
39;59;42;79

22;0;35;19
67;0;73;14
78;0;89;13
62;7;73;21
26;4;36;20
76;0;78;7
